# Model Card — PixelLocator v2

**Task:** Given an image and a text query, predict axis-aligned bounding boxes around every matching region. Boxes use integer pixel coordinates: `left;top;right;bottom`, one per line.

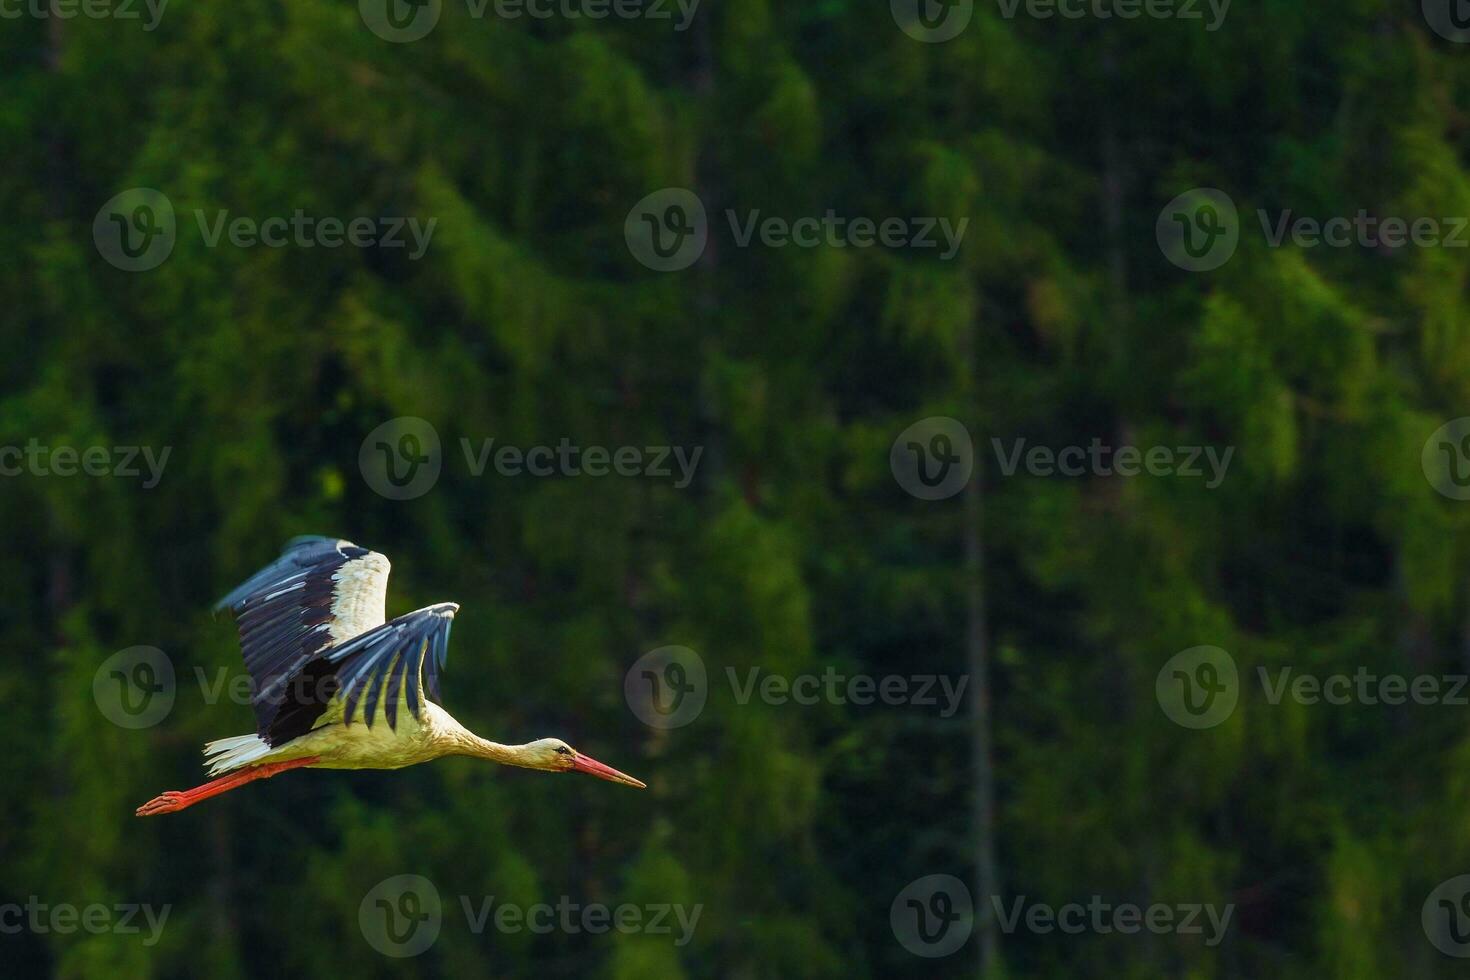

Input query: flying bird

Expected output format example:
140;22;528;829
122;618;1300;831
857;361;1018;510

136;536;644;816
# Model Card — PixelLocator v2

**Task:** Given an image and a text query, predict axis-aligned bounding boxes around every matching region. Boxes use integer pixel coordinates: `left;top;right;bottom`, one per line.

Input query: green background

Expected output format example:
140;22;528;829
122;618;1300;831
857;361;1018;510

5;0;1470;976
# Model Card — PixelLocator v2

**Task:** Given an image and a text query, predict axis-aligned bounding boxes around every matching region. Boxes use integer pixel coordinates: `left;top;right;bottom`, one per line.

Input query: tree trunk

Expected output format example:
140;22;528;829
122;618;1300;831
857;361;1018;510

963;321;1000;977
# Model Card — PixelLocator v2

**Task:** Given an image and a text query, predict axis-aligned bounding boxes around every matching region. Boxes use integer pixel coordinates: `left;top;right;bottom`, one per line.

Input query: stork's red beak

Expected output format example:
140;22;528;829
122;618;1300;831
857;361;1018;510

571;752;646;789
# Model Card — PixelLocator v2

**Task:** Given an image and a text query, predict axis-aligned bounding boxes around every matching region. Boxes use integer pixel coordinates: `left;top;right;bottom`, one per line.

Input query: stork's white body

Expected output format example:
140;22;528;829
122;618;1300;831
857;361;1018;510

204;698;467;774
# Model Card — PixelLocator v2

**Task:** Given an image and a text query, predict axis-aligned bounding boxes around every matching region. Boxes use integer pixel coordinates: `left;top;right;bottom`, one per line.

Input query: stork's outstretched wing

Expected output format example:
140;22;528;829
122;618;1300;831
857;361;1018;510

327;603;458;730
215;536;391;742
253;604;458;745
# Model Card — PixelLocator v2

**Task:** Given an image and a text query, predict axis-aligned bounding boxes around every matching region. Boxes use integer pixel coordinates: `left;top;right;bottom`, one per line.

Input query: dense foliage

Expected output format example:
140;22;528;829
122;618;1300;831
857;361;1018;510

4;0;1470;976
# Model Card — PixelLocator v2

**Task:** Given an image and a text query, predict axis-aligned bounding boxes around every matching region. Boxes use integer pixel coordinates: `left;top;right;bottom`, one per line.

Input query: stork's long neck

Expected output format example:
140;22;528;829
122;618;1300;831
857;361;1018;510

435;712;539;768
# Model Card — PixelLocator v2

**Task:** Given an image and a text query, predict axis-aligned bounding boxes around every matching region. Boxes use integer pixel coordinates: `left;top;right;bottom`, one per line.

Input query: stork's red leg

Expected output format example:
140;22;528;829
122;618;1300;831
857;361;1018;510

135;756;320;816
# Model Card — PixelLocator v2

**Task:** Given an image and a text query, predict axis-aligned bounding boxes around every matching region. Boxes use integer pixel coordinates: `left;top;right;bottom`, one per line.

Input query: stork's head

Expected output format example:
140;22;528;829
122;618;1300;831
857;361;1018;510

525;738;646;789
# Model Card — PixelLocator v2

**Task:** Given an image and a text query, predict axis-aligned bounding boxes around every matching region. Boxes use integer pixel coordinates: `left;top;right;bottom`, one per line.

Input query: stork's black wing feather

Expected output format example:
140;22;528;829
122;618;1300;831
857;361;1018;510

214;536;391;741
325;603;458;732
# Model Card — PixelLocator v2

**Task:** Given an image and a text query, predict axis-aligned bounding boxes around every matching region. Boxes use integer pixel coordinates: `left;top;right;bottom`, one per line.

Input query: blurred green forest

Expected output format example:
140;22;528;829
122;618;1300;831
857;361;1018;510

5;0;1470;976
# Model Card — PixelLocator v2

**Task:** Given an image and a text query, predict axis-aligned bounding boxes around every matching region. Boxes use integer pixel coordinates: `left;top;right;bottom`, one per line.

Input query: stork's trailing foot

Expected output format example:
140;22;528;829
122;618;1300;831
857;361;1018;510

135;757;319;816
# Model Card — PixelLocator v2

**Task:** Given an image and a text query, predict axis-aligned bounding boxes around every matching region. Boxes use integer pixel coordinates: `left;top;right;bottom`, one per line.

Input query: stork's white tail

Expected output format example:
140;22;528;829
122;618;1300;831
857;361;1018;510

203;733;273;775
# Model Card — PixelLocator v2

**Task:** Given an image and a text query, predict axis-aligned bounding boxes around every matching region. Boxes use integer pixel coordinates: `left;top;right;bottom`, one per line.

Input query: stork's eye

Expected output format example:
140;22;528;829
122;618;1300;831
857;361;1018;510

555;746;571;755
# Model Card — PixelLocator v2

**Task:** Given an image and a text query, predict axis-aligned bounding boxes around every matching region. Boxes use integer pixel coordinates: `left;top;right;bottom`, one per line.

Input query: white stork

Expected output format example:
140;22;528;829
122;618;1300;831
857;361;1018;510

136;536;644;816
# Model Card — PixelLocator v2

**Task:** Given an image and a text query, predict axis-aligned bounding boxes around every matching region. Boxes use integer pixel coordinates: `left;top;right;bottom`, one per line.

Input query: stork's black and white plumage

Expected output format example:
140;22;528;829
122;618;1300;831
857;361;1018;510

136;537;645;816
